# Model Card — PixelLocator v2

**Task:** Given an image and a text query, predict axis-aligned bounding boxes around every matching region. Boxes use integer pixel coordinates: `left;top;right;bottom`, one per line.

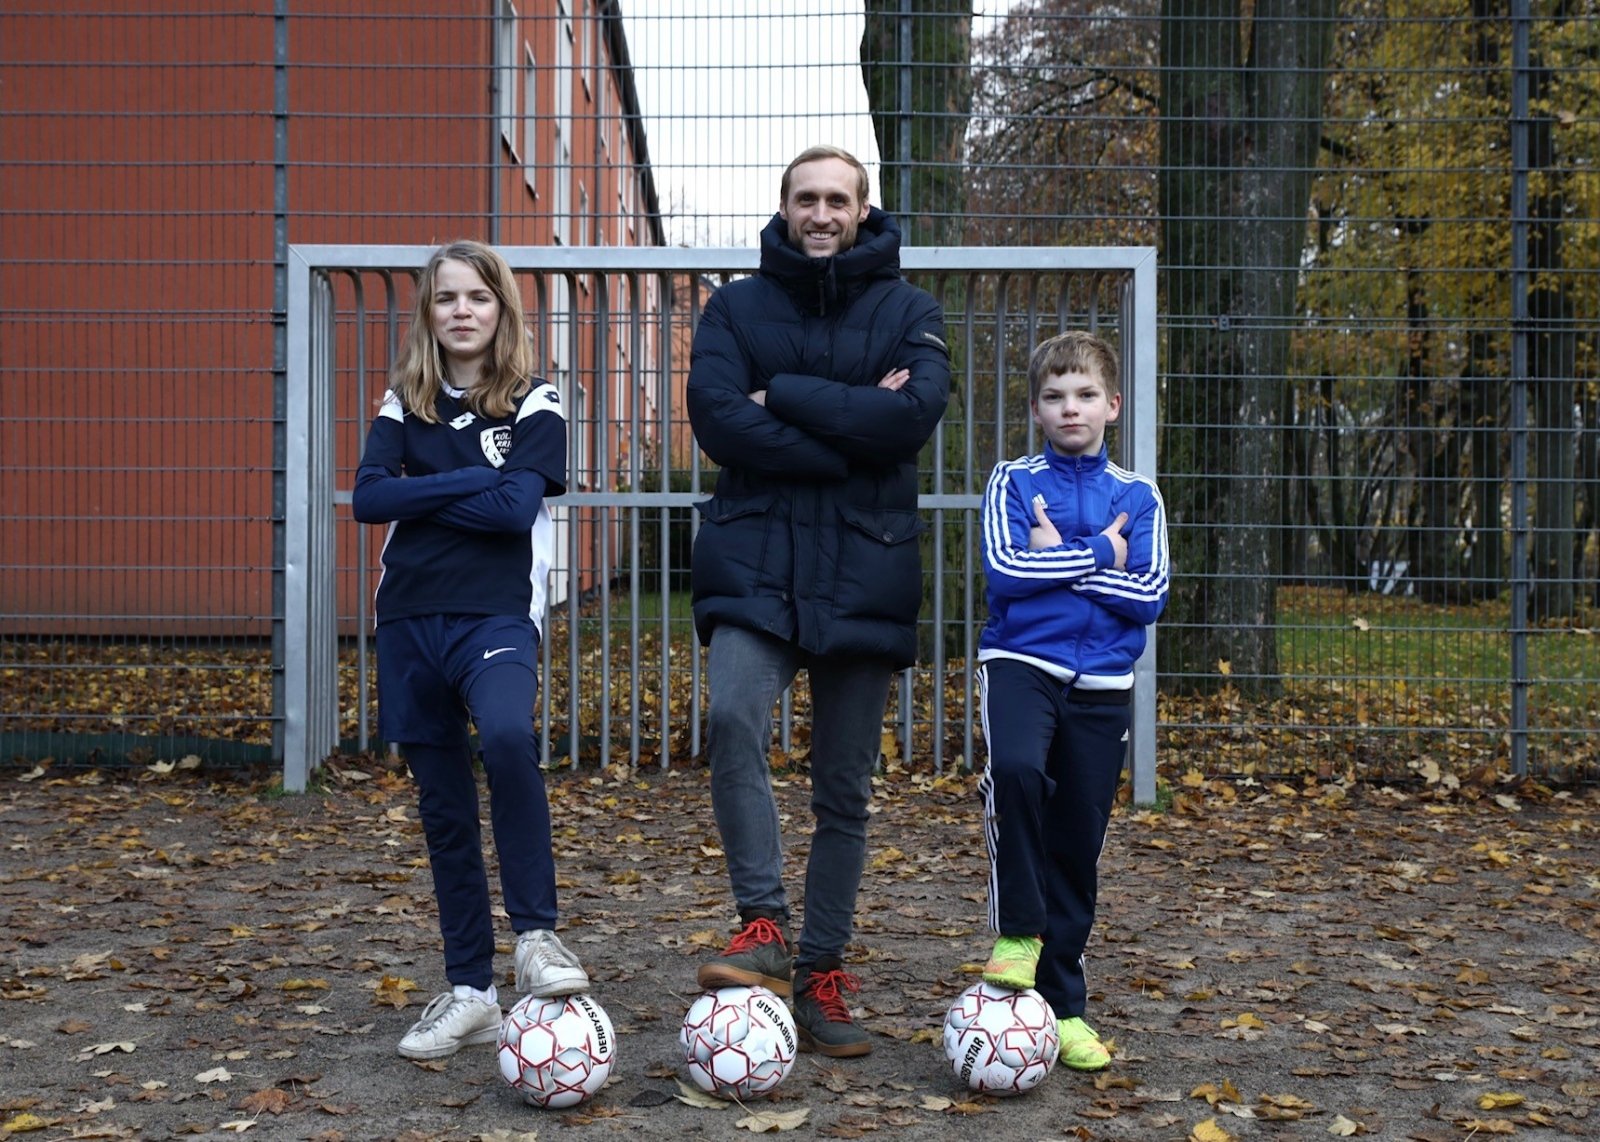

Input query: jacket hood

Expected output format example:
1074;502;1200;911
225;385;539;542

758;206;903;315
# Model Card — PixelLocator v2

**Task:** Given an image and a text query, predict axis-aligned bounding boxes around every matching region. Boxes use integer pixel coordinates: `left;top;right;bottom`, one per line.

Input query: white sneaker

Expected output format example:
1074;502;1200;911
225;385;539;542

514;929;590;996
396;990;501;1060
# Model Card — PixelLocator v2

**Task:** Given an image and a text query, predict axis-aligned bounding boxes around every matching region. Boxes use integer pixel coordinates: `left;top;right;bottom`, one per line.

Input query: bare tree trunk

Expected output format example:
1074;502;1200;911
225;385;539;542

861;1;974;247
1462;333;1504;601
1159;0;1336;693
1579;381;1600;606
1528;183;1577;619
1316;374;1368;586
1397;260;1470;604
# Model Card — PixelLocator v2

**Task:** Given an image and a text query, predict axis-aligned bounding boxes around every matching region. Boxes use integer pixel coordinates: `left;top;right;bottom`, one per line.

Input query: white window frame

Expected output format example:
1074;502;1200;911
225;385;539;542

522;44;538;195
495;0;518;154
547;276;586;486
580;0;593;100
568;369;589;488
554;0;574;244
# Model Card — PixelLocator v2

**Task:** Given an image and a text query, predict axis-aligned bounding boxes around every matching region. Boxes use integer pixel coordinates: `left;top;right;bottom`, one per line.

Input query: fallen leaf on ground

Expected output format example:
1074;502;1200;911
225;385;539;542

371;975;418;1007
1191;1118;1235;1141
1;1112;55;1133
77;1041;137;1061
238;1089;293;1115
734;1108;810;1132
672;1080;731;1110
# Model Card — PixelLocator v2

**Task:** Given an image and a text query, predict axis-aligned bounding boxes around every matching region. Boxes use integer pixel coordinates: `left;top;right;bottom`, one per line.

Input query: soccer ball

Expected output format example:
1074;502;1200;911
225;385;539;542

942;981;1059;1096
679;986;798;1099
498;992;617;1109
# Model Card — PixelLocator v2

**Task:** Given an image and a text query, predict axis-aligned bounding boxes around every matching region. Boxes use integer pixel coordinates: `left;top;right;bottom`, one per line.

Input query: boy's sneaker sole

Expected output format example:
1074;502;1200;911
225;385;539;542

1056;1016;1111;1071
982;935;1043;991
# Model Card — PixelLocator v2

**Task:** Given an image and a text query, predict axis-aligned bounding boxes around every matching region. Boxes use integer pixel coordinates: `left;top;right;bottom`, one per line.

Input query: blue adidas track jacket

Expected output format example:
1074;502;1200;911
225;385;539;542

978;444;1169;688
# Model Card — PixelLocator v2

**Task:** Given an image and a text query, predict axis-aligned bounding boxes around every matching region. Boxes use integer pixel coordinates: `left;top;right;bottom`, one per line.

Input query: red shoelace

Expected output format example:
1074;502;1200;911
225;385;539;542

723;917;785;953
802;969;861;1022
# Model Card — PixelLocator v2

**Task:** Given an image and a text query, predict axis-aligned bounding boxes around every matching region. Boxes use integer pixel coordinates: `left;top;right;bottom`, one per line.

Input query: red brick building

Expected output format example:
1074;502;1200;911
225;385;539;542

1;1;664;636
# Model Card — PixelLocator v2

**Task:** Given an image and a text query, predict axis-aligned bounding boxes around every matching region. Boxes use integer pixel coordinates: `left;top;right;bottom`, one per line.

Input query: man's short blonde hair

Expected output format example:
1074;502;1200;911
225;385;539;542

780;145;870;206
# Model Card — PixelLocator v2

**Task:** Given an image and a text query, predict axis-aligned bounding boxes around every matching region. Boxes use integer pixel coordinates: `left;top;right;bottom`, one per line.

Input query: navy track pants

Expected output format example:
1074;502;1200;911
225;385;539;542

977;657;1130;1018
378;613;557;990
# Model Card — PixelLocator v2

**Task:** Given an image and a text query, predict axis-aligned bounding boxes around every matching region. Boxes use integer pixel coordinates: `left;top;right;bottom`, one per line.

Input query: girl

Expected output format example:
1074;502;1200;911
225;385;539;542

352;240;586;1061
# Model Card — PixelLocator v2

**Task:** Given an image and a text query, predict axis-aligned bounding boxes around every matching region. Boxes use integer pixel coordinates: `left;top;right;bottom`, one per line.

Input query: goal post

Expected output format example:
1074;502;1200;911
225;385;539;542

283;245;1159;801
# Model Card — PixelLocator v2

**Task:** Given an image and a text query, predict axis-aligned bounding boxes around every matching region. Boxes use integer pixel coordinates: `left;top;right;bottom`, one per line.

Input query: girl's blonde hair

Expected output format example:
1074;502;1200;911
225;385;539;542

391;240;534;424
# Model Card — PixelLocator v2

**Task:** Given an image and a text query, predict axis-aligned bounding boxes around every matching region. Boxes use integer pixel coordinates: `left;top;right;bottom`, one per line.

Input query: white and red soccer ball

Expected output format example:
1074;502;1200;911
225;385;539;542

942;981;1059;1096
679;985;798;1099
498;992;617;1109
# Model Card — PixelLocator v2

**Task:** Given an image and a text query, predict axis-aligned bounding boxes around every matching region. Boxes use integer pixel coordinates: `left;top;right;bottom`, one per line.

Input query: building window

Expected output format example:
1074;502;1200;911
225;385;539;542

547;277;585;486
580;0;593;100
523;44;538;195
554;0;574;244
574;383;590;488
495;0;517;153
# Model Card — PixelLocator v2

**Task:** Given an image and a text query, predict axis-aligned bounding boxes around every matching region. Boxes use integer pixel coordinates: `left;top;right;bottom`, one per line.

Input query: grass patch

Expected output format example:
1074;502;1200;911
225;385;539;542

5;586;1597;781
1277;585;1599;705
262;771;332;798
603;588;695;623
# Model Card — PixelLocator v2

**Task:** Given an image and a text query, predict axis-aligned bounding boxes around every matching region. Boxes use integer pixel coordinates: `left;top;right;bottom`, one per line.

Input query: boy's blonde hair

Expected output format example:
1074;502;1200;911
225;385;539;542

1027;331;1120;401
391;239;534;425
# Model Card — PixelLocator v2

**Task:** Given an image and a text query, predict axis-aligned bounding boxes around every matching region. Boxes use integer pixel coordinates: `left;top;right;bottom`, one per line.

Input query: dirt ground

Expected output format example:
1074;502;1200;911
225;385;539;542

2;757;1598;1141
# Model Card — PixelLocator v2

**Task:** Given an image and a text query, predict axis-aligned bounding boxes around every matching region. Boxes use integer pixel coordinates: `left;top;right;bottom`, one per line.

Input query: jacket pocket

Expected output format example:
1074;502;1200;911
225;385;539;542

695;492;777;527
692;492;781;600
831;504;926;623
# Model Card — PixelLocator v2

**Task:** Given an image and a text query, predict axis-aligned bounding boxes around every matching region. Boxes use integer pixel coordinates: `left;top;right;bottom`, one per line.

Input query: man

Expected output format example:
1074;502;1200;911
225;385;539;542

686;145;950;1058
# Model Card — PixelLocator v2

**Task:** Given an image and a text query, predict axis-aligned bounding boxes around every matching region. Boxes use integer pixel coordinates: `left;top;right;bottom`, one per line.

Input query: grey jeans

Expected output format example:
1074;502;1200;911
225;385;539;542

705;625;893;971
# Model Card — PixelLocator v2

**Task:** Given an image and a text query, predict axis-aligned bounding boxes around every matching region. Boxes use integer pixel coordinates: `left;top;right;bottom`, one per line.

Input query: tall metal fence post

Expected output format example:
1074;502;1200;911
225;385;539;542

283;250;315;792
1126;248;1160;807
1509;0;1530;778
270;0;290;773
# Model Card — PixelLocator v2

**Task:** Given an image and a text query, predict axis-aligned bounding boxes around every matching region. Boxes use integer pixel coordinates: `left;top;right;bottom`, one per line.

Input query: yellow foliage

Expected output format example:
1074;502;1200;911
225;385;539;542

1190;1119;1235;1142
1;1113;53;1134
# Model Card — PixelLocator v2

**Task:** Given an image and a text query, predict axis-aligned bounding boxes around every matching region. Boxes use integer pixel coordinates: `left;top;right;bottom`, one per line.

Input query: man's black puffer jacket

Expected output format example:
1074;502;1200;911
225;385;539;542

687;208;951;668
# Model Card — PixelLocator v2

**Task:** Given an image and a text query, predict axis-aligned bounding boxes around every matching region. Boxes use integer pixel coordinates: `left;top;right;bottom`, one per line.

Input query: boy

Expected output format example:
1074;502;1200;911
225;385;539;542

974;330;1169;1070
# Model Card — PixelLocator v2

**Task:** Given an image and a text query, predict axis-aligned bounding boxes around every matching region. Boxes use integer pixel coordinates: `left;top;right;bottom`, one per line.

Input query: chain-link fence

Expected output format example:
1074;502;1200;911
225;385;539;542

2;2;1596;785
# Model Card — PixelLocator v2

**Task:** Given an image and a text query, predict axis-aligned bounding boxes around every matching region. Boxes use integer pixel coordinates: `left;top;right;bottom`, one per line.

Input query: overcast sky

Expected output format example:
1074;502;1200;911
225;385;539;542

622;3;1008;246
